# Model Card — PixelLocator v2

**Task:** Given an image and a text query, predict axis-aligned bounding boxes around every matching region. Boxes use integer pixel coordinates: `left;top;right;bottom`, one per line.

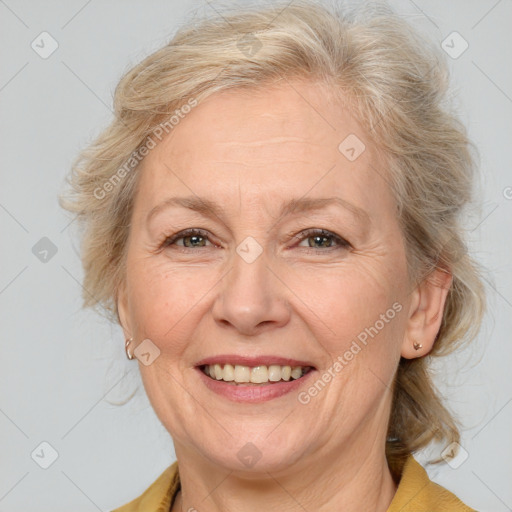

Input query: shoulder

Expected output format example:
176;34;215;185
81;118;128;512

111;461;180;512
387;455;476;512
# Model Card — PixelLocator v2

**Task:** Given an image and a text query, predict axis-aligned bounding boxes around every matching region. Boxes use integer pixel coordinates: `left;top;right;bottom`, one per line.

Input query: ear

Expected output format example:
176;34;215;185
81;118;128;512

116;281;133;340
401;268;452;359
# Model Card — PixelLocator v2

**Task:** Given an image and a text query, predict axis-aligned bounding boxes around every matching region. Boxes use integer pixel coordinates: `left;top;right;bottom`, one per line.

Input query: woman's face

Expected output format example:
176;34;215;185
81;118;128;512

118;81;428;473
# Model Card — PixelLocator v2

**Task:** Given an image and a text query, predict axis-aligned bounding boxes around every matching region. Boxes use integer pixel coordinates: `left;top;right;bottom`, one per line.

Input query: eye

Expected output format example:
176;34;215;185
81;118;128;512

159;228;350;252
161;228;213;249
294;228;350;250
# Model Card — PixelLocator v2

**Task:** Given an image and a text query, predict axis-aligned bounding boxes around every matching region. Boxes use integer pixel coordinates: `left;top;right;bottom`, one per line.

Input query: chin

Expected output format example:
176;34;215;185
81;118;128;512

192;428;308;476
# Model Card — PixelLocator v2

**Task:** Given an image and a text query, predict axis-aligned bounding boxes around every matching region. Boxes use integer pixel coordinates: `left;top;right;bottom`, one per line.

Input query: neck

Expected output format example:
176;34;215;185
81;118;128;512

173;435;397;512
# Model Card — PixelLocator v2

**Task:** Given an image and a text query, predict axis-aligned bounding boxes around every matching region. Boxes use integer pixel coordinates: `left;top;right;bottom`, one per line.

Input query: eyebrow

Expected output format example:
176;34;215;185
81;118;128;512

146;195;370;227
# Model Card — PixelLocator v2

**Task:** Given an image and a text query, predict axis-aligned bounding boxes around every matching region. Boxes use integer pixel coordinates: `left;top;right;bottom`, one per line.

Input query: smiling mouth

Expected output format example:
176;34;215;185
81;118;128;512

200;364;314;385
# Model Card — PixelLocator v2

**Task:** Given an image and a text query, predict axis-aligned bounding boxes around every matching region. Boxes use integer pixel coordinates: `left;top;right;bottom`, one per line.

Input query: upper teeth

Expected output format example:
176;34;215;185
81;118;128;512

203;364;308;383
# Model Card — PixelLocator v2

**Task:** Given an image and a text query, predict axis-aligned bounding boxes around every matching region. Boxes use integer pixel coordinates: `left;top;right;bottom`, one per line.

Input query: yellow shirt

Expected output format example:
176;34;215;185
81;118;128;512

112;455;475;512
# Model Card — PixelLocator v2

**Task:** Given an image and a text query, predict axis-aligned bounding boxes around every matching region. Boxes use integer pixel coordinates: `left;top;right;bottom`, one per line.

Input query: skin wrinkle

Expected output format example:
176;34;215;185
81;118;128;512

145;194;370;227
117;80;451;512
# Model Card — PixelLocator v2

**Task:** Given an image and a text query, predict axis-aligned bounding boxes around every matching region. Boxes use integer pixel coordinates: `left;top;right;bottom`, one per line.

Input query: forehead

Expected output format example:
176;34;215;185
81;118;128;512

152;81;359;164
136;80;393;220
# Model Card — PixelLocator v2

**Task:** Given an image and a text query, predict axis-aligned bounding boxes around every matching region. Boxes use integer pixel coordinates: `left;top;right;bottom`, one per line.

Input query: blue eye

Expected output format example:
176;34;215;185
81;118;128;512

295;229;350;250
161;228;350;251
162;229;212;248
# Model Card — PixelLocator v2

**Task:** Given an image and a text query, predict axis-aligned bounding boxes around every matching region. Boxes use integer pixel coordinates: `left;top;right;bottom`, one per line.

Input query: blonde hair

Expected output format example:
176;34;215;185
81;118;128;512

61;0;485;472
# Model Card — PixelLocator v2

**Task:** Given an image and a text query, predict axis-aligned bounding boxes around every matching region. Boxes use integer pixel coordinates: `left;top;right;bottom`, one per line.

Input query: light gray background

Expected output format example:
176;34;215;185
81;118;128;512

1;0;511;510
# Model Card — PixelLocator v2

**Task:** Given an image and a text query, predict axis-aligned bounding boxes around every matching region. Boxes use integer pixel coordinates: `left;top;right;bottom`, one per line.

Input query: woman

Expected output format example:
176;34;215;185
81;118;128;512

62;1;485;510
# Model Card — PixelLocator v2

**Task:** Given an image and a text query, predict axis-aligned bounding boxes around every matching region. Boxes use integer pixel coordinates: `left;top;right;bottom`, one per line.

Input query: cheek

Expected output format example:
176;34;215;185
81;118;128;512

296;263;405;413
287;257;408;404
289;260;406;347
125;257;220;343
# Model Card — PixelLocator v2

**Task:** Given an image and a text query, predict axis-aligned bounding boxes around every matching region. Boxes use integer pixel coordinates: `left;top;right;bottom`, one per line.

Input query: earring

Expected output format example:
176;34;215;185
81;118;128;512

413;341;423;351
125;338;135;360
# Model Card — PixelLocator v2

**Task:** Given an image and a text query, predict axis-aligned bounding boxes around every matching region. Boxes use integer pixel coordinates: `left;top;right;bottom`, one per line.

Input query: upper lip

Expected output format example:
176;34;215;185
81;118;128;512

195;355;316;368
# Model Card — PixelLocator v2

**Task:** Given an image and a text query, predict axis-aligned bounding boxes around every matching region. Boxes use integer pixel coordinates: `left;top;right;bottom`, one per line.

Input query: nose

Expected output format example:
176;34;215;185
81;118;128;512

211;247;291;337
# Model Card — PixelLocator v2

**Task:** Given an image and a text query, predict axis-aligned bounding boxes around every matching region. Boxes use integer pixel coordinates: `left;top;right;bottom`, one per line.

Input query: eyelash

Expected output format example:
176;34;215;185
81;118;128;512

160;228;351;252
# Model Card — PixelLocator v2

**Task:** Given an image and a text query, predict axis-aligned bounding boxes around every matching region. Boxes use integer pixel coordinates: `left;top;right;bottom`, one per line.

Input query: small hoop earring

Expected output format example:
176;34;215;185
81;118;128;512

413;341;423;351
125;338;135;360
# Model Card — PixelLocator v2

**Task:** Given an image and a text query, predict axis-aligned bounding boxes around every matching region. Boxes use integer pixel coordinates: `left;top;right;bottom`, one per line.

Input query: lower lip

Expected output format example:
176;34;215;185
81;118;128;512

196;368;316;403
